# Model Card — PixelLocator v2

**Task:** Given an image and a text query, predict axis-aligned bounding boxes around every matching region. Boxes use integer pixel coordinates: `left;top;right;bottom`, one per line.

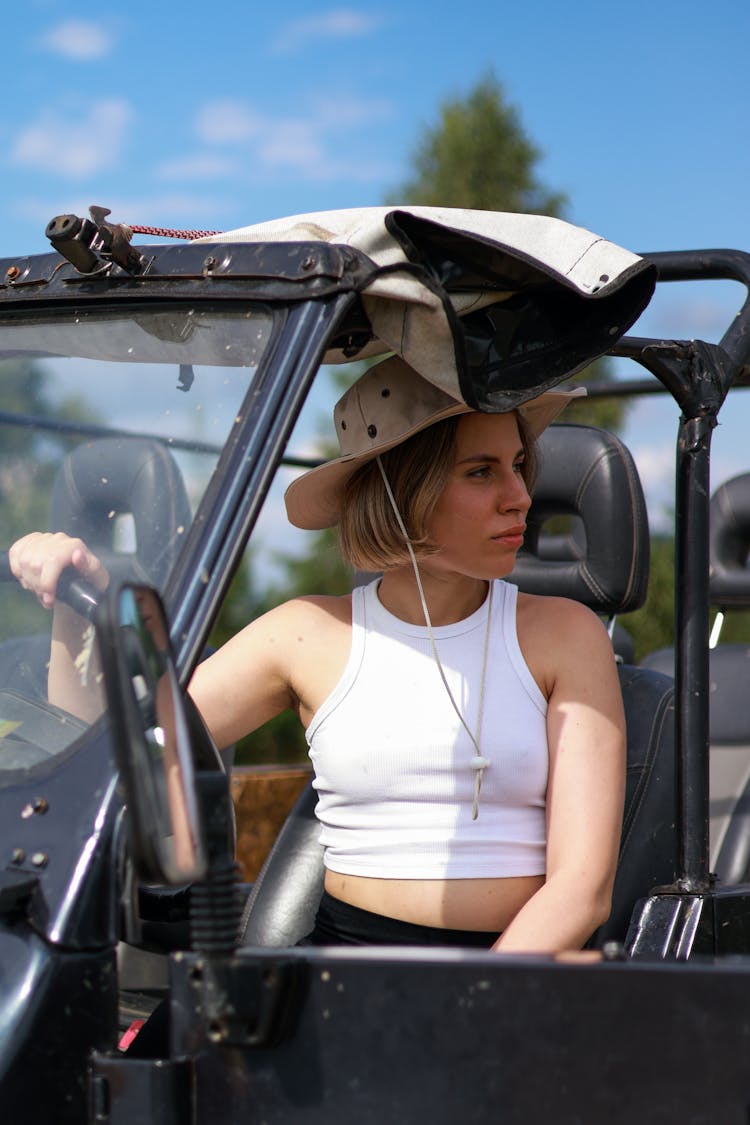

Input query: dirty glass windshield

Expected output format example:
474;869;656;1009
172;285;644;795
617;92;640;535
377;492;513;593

0;303;275;776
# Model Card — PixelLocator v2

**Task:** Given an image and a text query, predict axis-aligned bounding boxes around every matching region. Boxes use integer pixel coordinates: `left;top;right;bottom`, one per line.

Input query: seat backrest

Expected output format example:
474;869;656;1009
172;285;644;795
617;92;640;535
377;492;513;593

51;436;191;589
509;422;649;615
239;782;322;947
240;423;676;948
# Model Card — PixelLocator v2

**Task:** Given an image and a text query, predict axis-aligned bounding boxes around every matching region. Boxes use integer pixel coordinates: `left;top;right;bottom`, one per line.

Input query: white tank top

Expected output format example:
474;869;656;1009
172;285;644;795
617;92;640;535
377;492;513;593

307;578;548;879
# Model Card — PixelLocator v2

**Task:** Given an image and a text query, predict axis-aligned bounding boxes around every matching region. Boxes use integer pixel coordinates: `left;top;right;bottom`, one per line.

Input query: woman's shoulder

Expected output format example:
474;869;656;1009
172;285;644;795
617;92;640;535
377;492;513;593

515;591;614;695
515;590;606;634
260;592;353;638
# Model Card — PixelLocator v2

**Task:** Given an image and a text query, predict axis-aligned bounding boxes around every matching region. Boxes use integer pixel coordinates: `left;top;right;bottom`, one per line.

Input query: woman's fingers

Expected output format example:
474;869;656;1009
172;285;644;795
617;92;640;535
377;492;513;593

9;532;107;607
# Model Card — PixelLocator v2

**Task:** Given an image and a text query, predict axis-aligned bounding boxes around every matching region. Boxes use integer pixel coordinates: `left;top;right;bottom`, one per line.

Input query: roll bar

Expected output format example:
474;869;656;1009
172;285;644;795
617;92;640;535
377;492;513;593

612;249;750;894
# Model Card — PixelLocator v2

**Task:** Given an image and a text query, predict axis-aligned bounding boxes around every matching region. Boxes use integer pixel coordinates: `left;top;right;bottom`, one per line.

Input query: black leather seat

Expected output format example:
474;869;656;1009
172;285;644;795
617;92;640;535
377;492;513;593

51;435;192;590
241;423;677;949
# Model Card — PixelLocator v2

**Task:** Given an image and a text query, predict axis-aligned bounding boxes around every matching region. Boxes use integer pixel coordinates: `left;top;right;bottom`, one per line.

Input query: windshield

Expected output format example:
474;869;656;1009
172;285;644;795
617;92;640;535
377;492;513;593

0;303;276;777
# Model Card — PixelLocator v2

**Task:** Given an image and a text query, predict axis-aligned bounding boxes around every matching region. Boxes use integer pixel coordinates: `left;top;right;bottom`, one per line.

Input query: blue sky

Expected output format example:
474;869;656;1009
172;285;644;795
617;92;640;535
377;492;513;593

2;0;750;554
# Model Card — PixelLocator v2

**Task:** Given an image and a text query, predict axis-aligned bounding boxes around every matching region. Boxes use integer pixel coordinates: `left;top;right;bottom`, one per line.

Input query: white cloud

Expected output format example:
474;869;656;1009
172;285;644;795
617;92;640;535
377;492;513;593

628;442;675;532
157;154;238;182
192;95;394;181
258;121;327;173
11;100;132;179
195;101;264;145
635;290;742;344
39;19;114;61
308;93;392;129
273;9;381;53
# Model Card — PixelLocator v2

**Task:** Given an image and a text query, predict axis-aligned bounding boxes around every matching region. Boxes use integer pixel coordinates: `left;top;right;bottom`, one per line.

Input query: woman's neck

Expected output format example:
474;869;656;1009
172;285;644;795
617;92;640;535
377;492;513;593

377;567;490;627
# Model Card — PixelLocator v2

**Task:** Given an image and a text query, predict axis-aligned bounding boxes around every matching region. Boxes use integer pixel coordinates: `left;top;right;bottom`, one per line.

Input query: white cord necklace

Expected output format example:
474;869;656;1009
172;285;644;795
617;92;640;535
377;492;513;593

377;457;492;820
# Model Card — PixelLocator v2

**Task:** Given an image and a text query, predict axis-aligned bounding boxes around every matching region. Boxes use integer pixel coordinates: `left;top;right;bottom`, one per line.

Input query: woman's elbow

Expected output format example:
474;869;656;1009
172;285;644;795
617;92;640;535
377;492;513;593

590;890;614;931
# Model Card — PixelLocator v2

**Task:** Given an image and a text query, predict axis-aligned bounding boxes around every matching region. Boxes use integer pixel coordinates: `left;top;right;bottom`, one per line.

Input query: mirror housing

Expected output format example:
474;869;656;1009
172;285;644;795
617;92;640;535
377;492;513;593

96;583;208;885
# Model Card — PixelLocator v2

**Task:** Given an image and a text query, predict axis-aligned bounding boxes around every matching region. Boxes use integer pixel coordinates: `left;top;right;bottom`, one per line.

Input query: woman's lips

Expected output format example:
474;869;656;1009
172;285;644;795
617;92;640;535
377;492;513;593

491;525;525;548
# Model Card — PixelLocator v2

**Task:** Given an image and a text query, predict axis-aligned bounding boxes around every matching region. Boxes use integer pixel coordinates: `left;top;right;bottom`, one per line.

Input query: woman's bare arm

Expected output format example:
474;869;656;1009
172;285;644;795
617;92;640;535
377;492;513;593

188;594;351;749
493;597;626;954
9;533;110;720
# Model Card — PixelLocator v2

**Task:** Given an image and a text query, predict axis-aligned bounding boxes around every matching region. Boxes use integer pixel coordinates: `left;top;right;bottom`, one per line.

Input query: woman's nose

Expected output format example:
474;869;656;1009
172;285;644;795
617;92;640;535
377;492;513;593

499;473;531;513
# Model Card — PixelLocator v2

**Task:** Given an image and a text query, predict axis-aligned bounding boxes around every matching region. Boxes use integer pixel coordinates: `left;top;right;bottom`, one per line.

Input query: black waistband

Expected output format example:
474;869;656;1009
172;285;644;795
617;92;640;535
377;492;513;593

302;891;499;948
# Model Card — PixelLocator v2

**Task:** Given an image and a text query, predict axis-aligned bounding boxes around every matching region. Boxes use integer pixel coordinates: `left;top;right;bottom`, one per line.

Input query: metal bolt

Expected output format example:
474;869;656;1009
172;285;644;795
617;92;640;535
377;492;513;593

5;265;20;281
21;798;48;819
11;848;24;865
203;256;218;271
601;940;626;961
30;852;48;868
207;1019;226;1043
301;256;316;271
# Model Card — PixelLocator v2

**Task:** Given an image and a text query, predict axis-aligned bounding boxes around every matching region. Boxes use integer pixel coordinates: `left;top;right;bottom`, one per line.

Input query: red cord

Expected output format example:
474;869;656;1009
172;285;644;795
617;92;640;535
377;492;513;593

129;224;223;240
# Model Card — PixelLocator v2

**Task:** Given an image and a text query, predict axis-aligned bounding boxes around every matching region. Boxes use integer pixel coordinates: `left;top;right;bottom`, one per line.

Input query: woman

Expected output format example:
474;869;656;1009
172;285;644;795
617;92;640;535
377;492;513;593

10;356;625;954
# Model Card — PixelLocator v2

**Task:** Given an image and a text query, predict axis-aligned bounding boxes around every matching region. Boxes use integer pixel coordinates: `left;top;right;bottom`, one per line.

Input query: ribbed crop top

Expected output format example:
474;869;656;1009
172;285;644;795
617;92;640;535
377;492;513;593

306;578;548;879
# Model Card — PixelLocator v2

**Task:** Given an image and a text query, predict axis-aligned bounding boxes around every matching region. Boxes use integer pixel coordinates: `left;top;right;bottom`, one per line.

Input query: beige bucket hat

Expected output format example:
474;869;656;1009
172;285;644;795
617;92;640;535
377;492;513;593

284;356;585;530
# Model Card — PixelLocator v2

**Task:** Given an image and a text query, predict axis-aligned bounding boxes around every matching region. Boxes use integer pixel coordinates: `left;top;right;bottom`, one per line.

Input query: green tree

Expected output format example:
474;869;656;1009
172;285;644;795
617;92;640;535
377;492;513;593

387;70;566;216
620;535;675;662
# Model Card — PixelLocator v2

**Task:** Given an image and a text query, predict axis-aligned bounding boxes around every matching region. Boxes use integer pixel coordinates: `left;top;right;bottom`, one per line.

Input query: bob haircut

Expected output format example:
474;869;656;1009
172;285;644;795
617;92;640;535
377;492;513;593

338;411;539;573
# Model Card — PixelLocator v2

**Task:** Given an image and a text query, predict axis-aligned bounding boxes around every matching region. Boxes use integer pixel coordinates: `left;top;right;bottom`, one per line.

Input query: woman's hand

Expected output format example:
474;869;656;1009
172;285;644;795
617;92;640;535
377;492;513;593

9;532;109;609
8;533;109;721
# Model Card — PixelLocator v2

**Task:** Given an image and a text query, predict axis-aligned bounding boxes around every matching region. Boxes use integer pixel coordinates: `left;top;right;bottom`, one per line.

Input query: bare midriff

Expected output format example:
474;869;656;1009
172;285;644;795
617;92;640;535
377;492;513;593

323;870;545;933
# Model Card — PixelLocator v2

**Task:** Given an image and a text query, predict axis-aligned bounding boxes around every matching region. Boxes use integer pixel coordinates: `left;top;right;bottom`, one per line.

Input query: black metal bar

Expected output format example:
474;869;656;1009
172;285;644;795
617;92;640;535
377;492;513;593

602;336;729;897
638;249;750;373
674;411;714;889
0;408;223;456
0;410;321;470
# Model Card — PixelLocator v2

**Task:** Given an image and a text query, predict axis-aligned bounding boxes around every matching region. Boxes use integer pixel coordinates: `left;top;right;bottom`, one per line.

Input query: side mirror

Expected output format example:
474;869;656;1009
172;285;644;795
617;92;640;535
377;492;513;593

96;583;207;884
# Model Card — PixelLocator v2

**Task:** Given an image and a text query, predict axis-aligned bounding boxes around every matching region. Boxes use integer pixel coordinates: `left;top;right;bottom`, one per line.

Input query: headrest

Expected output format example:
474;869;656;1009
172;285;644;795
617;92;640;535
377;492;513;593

508;423;649;615
709;473;750;608
51;437;191;589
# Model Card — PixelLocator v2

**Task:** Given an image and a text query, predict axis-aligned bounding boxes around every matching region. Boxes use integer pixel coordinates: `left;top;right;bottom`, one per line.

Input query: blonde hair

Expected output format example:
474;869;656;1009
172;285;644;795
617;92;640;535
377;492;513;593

338;412;538;572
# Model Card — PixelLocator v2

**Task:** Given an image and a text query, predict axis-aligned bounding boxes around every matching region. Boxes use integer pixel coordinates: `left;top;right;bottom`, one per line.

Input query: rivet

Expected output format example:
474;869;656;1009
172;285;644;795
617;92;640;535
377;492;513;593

21;798;48;818
301;257;316;271
6;265;20;281
11;848;25;865
367;424;377;438
599;274;610;283
31;852;48;868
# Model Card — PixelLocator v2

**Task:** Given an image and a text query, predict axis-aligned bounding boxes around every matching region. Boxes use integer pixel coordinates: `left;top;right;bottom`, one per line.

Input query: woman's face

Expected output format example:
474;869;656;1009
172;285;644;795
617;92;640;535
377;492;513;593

425;411;531;581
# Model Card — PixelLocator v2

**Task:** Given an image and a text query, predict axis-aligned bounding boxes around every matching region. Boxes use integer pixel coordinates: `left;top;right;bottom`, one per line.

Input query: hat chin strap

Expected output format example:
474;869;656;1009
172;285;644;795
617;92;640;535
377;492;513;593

375;456;491;820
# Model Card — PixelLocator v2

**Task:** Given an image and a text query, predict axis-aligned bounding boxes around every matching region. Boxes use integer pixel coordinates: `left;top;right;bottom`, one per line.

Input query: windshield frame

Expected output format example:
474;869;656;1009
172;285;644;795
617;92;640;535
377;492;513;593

164;290;362;678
